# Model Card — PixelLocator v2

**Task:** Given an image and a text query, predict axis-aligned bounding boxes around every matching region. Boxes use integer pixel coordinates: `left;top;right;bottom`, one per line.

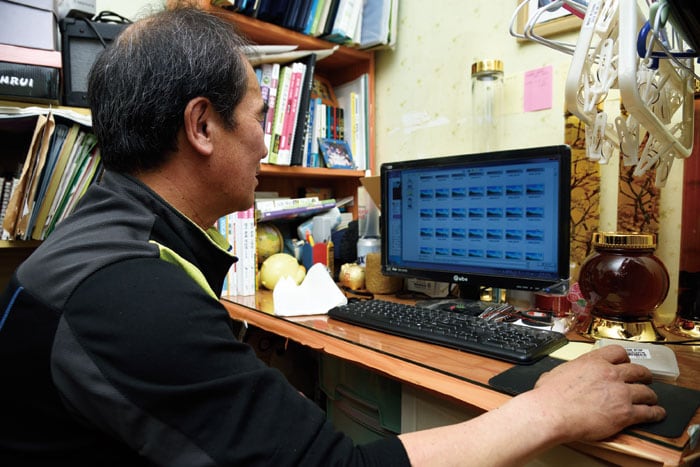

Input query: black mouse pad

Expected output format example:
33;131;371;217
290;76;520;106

488;357;700;438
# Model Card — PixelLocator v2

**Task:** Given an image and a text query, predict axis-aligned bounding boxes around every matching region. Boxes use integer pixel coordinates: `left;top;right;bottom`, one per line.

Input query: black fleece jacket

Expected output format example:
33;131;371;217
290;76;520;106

0;170;409;466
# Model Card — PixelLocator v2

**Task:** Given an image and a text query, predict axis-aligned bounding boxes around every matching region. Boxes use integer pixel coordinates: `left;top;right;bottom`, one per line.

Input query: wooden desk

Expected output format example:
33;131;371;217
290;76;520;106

222;293;700;466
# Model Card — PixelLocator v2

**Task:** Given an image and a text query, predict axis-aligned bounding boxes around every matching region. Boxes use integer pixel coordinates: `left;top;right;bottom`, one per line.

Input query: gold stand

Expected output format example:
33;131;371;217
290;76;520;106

584;316;665;341
665;316;700;339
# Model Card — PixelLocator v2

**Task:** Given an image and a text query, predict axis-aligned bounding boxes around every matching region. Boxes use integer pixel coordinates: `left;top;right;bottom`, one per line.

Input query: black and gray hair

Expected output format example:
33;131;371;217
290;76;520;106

87;6;251;173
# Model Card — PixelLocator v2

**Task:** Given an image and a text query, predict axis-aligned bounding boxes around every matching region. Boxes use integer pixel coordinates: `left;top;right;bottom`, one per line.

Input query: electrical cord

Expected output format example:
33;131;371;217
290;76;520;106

78;11;132;49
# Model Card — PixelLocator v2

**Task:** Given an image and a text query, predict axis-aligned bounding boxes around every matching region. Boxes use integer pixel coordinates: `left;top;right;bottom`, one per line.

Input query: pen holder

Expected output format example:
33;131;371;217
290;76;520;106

302;241;334;274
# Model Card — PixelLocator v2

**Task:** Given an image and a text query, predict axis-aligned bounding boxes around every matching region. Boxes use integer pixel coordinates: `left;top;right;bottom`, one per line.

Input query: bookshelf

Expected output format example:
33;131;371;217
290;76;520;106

0;101;94;287
1;5;378;287
186;1;376;218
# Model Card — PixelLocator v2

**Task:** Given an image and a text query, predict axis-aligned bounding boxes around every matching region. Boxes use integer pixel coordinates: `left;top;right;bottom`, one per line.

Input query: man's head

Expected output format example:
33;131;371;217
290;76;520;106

87;7;252;174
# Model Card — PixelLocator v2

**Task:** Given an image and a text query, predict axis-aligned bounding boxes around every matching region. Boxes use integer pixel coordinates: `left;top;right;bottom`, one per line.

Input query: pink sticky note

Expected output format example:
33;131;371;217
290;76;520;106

524;66;553;112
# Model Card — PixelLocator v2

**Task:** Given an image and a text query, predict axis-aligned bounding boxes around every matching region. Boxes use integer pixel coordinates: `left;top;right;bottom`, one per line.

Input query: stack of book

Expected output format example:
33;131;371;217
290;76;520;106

0;0;61;104
255;195;336;222
213;0;398;49
253;50;369;170
217;207;256;296
1;110;101;241
0;43;61;104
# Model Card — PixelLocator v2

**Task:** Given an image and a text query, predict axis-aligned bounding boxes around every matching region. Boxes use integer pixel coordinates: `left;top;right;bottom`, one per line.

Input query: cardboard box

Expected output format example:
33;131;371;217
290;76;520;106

360;176;381;209
0;0;59;50
0;43;61;68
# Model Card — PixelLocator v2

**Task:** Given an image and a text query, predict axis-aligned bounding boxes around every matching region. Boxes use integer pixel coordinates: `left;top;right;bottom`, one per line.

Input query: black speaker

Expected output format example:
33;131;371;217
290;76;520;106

59;18;127;107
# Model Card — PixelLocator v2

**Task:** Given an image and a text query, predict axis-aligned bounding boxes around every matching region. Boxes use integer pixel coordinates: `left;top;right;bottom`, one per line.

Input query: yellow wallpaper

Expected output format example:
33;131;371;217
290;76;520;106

374;0;685;322
97;0;688;321
374;0;577;166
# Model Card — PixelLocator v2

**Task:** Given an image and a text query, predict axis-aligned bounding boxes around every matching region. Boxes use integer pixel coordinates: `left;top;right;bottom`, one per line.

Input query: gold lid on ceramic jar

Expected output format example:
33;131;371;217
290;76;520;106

471;59;504;76
591;232;656;249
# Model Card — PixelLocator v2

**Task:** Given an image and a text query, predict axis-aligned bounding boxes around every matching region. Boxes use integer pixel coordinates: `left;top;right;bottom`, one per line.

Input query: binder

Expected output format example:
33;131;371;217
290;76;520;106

290;53;317;166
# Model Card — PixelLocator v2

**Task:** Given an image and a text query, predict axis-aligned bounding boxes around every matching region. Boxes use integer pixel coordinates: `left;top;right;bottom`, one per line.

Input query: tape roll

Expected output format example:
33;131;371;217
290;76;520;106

534;292;570;317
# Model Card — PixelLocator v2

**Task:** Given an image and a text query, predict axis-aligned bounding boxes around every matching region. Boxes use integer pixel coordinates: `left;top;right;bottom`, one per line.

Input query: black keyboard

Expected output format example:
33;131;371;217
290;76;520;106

328;299;568;364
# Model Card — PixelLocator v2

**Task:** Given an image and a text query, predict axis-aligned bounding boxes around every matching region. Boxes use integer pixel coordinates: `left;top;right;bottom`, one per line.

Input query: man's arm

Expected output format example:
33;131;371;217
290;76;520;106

398;345;666;466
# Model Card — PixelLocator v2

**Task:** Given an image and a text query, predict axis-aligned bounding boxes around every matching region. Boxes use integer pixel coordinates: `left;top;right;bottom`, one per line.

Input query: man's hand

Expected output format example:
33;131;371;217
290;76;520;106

532;344;666;441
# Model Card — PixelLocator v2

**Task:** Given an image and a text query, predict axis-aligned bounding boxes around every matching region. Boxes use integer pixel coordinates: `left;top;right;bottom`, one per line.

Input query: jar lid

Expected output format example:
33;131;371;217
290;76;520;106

471;59;504;75
591;232;656;249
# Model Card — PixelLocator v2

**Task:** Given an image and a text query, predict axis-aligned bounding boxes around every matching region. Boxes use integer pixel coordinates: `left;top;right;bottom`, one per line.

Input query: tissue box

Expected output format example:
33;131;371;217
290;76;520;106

0;0;58;50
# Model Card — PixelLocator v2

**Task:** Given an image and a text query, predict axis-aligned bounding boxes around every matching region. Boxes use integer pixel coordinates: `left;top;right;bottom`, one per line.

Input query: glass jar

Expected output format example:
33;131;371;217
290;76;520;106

579;232;669;321
471;59;504;152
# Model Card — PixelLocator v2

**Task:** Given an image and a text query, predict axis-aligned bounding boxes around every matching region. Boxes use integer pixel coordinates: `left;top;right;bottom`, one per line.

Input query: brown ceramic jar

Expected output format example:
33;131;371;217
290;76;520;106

579;232;669;321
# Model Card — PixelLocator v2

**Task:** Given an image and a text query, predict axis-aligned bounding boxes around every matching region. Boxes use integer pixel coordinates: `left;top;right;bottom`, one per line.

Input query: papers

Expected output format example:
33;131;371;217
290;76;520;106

273;263;347;316
0;105;92;127
247;46;338;66
246;45;299;55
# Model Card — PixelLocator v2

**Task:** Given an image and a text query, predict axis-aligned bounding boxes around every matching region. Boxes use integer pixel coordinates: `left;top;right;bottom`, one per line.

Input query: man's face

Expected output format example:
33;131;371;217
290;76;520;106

212;62;268;214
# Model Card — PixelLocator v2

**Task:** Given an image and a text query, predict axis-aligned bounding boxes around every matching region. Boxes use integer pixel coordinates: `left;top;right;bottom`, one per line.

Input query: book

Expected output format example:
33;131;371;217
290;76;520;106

43;132;99;237
220;207;256;296
256;0;290;25
15;113;56;239
0;176;16;230
325;0;363;44
307;97;323;167
312;0;334;36
255;195;319;211
30;123;81;240
0;43;62;69
238;207;256;296
0;61;60;104
359;0;394;50
259;62;280;162
276;61;306;166
25;122;69;239
54;148;102;226
320;0;341;37
303;0;322;34
291;0;315;32
315;101;328;167
290;53;317;166
319;137;355;169
257;197;336;222
267;64;293;164
282;0;304;30
334;74;368;170
2;113;51;239
302;96;317;166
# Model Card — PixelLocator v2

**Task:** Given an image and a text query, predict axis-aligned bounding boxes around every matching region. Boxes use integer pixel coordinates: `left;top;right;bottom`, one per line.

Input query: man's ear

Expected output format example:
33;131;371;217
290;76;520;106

183;97;214;156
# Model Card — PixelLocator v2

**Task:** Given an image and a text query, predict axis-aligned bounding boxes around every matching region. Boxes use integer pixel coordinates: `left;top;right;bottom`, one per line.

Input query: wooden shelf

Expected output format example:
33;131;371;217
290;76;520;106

185;1;377;215
257;164;365;219
192;1;374;86
0;240;41;248
0;100;90;116
260;164;365;179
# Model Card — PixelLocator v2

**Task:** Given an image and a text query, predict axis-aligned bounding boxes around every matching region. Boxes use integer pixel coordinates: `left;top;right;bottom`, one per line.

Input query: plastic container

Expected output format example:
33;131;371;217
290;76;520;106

356;186;381;265
471;59;504;152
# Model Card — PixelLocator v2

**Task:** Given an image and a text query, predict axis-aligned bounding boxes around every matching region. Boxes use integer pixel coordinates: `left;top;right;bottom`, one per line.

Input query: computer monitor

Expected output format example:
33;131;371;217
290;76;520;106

380;145;571;300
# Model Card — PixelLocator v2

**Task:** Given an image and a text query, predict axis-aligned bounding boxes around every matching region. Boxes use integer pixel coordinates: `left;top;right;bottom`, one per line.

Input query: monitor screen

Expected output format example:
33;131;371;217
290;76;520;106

380;145;571;298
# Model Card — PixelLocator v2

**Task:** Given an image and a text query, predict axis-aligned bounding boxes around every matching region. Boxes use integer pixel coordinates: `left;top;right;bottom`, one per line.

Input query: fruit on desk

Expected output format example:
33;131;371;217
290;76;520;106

259;253;306;290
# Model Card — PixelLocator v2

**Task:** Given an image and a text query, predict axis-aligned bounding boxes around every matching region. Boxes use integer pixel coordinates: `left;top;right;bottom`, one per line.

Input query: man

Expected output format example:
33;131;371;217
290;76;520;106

0;6;665;466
